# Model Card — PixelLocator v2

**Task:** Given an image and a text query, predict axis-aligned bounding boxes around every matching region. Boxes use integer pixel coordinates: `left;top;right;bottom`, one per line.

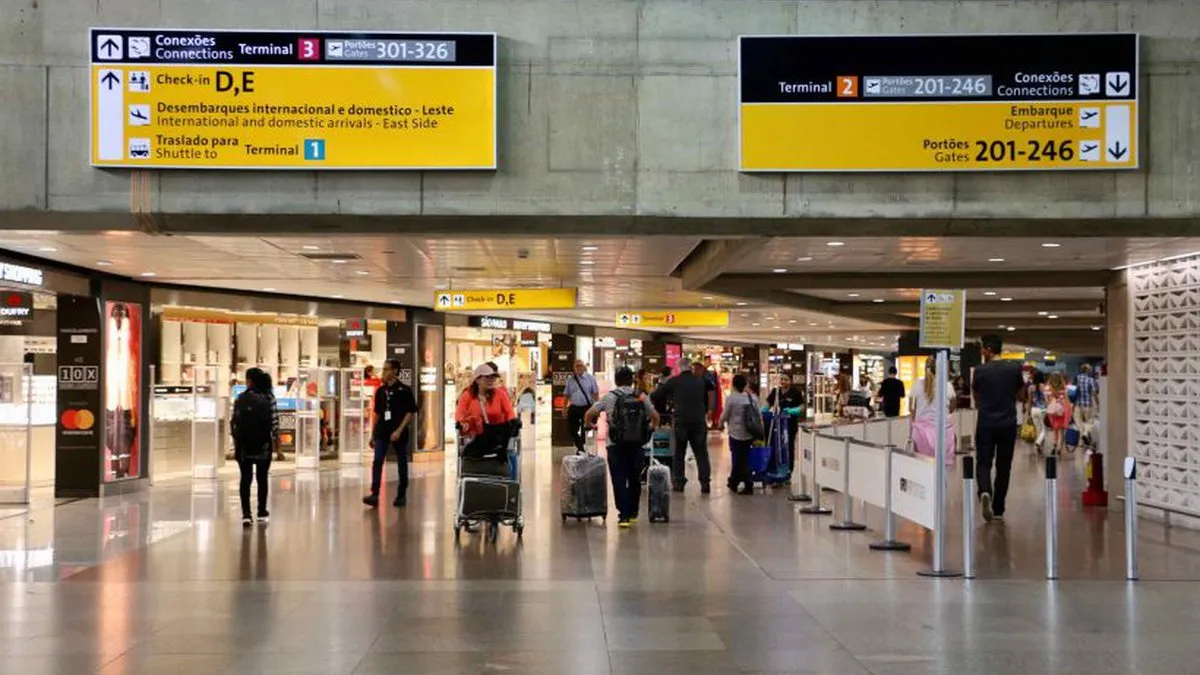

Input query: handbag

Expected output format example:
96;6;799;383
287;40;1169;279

1019;420;1037;443
1046;396;1064;417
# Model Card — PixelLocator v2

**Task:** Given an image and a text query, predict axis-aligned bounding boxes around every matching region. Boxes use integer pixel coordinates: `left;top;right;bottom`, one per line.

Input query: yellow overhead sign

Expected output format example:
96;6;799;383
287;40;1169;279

919;290;966;350
615;311;730;328
89;29;496;170
434;288;577;312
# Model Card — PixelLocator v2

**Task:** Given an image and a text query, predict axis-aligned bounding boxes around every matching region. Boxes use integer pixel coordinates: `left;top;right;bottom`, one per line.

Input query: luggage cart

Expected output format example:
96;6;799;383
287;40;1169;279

454;421;524;543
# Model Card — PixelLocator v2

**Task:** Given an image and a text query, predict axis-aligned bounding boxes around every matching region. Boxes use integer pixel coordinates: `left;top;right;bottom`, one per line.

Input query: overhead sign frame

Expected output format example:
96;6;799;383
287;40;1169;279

89;27;497;170
433;288;577;312
919;289;966;350
615;311;730;328
738;32;1139;172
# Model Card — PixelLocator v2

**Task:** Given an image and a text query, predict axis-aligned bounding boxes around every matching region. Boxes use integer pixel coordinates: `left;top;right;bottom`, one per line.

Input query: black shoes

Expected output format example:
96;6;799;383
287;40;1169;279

363;494;380;508
257;511;270;523
393;495;406;508
700;483;711;495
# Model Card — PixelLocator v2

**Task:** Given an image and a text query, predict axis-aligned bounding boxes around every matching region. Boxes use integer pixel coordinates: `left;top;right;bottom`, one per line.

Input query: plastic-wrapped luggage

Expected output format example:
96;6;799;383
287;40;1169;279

647;461;671;523
560;452;608;522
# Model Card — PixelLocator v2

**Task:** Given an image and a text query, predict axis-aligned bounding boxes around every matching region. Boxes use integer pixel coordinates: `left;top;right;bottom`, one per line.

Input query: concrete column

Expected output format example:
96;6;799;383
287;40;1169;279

1104;270;1130;508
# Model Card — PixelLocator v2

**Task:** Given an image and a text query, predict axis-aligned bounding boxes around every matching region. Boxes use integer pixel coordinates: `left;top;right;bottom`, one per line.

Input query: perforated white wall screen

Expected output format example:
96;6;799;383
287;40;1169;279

1130;255;1200;517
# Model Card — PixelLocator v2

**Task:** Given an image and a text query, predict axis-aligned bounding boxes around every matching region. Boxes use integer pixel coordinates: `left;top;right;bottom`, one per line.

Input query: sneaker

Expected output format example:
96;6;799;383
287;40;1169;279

700;483;711;495
257;512;270;523
629;516;639;524
618;518;632;529
993;513;1005;521
241;517;253;527
980;493;994;523
362;494;380;508
393;496;407;508
672;485;685;493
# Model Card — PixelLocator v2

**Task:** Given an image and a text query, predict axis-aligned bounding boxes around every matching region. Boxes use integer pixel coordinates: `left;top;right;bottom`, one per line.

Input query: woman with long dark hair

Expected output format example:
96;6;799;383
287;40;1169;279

231;368;279;526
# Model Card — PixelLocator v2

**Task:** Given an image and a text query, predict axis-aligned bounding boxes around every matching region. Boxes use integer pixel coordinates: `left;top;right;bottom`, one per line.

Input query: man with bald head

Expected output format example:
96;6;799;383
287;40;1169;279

653;360;713;494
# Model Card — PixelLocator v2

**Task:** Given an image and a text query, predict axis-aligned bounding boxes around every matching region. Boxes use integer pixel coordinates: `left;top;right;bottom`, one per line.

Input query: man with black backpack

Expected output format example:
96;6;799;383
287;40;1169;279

586;367;660;528
231;368;279;526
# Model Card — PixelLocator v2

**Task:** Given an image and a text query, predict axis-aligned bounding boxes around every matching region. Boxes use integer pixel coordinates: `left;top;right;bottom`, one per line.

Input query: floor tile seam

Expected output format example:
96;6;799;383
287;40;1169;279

691;493;777;582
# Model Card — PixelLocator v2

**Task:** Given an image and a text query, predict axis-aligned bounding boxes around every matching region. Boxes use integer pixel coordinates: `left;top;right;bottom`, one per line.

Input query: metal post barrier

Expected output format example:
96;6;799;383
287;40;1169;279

830;437;866;531
789;426;814;503
870;445;911;551
799;432;831;515
919;350;961;578
1124;457;1138;581
962;456;975;579
1045;456;1059;580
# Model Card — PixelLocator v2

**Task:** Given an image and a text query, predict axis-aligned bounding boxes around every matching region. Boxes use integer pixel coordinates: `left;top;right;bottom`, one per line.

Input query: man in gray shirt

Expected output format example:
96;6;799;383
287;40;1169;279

652;361;713;493
971;335;1028;522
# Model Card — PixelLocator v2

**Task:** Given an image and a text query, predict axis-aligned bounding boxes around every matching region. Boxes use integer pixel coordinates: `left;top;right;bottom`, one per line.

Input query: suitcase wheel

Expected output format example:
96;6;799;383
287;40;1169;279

488;521;499;543
561;514;567;523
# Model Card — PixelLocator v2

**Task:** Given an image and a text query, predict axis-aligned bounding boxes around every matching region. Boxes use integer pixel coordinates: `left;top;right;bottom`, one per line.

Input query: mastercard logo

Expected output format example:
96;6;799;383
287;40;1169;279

61;409;96;430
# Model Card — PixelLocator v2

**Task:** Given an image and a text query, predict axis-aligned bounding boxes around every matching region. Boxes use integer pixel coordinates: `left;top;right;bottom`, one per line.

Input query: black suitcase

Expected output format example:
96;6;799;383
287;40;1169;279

459;477;519;517
647;462;671;523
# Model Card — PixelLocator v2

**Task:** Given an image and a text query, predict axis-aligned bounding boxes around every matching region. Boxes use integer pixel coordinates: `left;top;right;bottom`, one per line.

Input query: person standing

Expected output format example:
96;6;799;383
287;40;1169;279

876;367;906;418
231;368;279;526
652;360;713;494
562;359;599;453
719;375;763;495
363;359;419;508
585;367;659;527
767;373;805;474
971;336;1027;522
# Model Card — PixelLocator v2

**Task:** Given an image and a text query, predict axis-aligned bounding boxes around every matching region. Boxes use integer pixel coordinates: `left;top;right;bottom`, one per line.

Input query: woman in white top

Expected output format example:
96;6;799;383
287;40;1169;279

909;358;957;465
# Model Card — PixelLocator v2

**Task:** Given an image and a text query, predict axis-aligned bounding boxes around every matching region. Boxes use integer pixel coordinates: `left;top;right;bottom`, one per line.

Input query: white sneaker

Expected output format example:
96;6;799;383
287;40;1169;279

980;493;994;523
241;517;253;527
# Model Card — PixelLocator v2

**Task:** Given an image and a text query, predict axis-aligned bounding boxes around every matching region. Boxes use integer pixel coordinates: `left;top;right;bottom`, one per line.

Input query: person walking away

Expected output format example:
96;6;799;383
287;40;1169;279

585;367;659;527
876;367;906;418
971;335;1027;522
652;360;713;493
1074;363;1100;432
909;359;957;466
562;360;598;453
1025;369;1048;453
1045;372;1073;456
719;375;764;495
231;368;279;526
363;359;419;508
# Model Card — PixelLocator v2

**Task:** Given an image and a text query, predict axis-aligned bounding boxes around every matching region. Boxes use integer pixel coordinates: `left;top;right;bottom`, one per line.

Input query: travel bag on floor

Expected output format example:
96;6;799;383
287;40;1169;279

560;452;608;521
647;461;671;523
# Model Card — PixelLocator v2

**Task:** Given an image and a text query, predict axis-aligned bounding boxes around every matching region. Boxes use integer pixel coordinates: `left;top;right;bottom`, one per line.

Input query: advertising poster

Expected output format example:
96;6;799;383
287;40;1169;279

416;325;443;452
104;301;142;481
56;295;103;497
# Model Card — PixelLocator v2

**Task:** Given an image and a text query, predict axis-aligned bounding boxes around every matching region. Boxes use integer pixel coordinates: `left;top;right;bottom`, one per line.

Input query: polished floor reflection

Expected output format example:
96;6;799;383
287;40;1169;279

2;432;1200;674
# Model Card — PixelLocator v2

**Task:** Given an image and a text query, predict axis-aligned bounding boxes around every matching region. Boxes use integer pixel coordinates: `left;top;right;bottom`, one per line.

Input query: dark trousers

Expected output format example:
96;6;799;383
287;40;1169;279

673;421;711;487
370;436;409;496
729;437;752;490
567;405;589;452
238;456;271;518
976;424;1017;515
607;442;644;519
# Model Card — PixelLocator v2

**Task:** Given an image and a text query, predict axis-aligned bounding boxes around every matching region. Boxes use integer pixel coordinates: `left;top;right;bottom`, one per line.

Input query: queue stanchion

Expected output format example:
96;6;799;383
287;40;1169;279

1045;455;1059;580
961;455;976;579
870;444;911;551
799;432;831;516
1124;457;1139;581
789;425;813;503
830;437;866;531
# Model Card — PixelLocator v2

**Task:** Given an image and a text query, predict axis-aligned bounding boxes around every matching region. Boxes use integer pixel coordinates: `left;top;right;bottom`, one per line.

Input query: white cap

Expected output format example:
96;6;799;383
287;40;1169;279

473;364;498;379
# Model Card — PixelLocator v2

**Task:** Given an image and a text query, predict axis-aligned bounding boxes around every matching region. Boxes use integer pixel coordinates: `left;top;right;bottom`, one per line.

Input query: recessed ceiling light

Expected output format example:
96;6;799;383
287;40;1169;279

773;268;788;274
1037;311;1048;316
848;293;860;298
96;260;113;267
826;241;845;247
263;287;276;292
998;324;1007;329
983;291;997;296
988;257;1005;262
703;295;713;300
302;245;320;251
1047;314;1059;319
582;245;599;252
1006;326;1016;332
872;298;885;303
788;319;797;324
796;256;813;262
354;270;370;276
736;302;748;306
1001;297;1013;302
390;300;403;304
580;260;594;266
809;322;818;327
751;322;761;327
139;272;156;277
1042;242;1061;248
38;247;57;252
332;294;344;299
331;259;347;264
1091;325;1102;331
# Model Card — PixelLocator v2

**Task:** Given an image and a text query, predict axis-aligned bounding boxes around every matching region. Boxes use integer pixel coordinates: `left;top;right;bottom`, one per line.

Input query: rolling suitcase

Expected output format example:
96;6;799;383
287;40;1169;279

561;452;608;522
647;461;671;523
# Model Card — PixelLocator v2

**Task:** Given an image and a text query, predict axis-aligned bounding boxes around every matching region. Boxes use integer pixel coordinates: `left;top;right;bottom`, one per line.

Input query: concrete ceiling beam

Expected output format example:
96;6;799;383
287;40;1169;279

862;299;1103;315
676;238;768;291
715;270;1110;292
968;317;1103;330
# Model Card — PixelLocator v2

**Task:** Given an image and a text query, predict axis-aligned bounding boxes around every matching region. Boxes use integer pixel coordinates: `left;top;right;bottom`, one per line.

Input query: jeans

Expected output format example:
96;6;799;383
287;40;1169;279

729;437;752;490
238;456;271;518
370;435;409;496
672;421;710;487
975;424;1017;516
567;405;589;452
607;442;644;520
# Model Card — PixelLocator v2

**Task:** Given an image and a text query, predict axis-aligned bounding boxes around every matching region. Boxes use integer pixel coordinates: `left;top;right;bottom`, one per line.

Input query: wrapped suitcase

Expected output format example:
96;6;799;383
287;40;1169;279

560;452;608;522
647;461;671;523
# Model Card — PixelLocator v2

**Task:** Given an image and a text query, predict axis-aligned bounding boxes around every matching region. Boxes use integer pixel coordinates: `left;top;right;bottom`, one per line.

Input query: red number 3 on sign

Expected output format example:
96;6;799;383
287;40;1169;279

298;38;320;61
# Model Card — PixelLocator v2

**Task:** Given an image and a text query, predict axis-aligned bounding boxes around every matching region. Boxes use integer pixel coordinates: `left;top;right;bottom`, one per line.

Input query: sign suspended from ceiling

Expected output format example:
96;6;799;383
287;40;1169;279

919;289;966;350
89;28;497;170
434;288;577;312
615;311;730;328
739;33;1138;172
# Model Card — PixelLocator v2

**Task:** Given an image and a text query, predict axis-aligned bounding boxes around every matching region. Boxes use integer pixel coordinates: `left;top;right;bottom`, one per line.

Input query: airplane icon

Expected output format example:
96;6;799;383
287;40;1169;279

128;104;151;126
1079;107;1100;129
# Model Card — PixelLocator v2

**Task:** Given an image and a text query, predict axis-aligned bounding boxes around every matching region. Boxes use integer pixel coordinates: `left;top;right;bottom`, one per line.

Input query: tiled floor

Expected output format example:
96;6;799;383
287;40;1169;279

2;431;1200;674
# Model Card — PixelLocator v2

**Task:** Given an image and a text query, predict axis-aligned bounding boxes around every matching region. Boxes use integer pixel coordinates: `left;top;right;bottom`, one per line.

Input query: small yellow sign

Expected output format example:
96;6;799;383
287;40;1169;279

741;101;1135;171
615;311;730;328
919;290;966;349
434;288;577;312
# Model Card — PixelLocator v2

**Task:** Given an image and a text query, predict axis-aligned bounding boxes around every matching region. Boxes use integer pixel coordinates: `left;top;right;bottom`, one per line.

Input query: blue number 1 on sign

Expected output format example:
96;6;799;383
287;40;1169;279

304;139;326;161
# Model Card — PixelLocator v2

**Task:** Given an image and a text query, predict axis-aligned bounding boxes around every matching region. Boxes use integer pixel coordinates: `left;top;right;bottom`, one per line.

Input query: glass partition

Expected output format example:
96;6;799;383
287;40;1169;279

191;365;221;478
149;365;197;482
0;364;33;503
294;369;323;469
339;367;369;464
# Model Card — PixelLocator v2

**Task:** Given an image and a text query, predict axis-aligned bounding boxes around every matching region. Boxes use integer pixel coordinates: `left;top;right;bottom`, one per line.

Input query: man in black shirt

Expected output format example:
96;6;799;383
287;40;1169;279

876;367;906;418
652;361;713;494
971;335;1027;522
364;359;419;508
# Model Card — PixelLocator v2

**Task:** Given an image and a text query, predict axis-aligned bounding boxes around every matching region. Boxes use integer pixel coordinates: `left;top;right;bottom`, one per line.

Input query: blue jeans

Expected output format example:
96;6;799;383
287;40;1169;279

370;435;409;496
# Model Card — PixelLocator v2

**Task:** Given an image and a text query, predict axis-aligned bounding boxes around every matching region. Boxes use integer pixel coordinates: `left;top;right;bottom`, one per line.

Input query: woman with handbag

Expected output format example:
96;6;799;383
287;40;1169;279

1022;369;1048;453
1044;372;1073;456
909;358;957;466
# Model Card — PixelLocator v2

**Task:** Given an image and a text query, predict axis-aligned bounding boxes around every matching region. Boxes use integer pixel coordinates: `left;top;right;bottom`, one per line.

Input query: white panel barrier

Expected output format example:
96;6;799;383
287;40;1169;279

814;433;847;491
847;443;888;508
863;418;891;447
957;409;977;449
891;451;938;530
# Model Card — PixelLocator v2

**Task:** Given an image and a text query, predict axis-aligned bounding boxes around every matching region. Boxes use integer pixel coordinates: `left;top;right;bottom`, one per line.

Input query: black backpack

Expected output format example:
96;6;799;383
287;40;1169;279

609;391;650;446
233;390;274;458
742;394;765;441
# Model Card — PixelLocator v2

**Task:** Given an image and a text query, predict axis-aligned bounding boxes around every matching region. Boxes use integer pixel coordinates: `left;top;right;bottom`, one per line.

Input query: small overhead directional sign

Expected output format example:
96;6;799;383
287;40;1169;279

739;33;1138;172
919;289;966;349
615;311;730;328
433;288;576;312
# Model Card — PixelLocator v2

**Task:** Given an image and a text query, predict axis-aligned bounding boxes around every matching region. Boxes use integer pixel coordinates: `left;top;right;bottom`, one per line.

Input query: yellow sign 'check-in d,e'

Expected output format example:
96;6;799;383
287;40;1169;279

434;288;577;312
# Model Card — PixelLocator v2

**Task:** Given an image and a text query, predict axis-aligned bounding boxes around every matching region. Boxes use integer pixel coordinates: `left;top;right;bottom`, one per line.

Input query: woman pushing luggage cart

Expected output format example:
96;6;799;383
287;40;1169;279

453;364;524;542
